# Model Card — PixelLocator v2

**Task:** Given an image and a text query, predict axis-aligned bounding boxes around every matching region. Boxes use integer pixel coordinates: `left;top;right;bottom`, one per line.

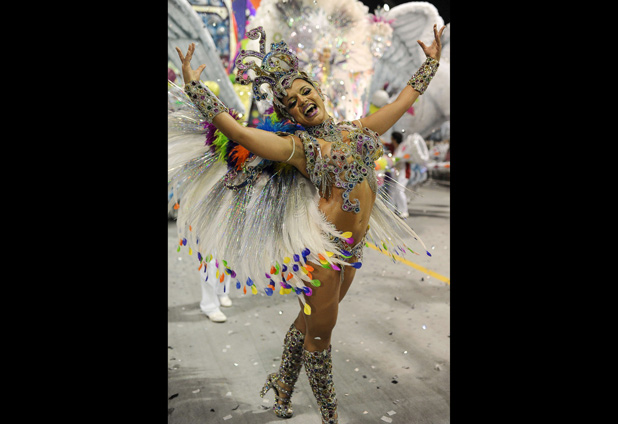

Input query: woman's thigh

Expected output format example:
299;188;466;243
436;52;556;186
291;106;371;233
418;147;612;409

338;260;358;302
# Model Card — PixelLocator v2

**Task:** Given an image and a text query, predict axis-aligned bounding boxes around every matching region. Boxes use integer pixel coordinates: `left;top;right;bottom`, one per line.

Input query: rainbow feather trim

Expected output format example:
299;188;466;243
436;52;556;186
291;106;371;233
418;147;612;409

202;111;301;171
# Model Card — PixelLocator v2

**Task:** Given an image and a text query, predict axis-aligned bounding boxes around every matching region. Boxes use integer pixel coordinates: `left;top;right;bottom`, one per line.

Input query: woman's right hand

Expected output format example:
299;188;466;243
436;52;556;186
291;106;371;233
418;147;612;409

175;43;206;84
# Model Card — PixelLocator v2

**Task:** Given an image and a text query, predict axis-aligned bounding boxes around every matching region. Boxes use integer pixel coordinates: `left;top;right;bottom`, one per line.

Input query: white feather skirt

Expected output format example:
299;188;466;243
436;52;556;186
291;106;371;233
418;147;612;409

168;92;431;303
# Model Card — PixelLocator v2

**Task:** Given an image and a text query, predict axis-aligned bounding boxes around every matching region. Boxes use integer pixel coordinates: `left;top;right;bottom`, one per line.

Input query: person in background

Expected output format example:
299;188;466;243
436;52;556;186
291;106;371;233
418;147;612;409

199;257;232;323
390;131;411;218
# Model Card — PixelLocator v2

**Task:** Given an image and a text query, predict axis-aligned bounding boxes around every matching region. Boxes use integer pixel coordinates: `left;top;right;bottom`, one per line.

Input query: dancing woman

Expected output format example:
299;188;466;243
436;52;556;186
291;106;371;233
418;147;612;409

172;23;445;423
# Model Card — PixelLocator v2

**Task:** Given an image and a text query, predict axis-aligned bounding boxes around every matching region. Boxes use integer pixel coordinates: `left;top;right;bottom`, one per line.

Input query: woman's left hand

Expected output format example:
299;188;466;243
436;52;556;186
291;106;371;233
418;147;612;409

417;24;446;62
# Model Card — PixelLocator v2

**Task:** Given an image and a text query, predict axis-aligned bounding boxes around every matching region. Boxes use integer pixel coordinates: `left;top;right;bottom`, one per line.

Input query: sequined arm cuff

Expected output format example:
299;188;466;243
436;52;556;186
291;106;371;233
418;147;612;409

184;80;229;123
406;57;440;95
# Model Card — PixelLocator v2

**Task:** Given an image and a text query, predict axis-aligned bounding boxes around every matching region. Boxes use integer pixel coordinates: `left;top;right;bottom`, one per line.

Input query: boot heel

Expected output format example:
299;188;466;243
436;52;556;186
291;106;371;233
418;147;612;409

260;373;276;398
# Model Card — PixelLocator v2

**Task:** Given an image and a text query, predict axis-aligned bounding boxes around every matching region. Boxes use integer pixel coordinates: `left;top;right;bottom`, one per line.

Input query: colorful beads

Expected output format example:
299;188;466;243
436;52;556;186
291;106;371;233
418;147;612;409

184;80;229;123
406;57;440;95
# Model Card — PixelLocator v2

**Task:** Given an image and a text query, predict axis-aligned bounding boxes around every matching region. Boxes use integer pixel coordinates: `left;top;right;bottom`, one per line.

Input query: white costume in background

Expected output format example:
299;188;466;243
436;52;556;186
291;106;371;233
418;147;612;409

200;257;232;322
392;133;430;218
392;140;411;218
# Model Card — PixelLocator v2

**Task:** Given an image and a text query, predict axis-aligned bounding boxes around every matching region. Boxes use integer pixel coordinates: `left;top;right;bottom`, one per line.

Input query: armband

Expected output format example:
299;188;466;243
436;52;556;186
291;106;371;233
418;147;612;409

406;57;440;95
184;80;229;123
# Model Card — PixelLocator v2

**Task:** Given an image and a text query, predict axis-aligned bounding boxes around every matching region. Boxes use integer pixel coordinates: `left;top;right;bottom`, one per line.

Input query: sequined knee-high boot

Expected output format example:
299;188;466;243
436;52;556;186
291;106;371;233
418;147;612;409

303;346;338;424
260;323;305;418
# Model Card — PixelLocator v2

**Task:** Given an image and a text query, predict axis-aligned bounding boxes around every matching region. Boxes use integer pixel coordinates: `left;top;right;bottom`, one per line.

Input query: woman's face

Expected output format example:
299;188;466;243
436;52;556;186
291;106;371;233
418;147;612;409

281;78;327;127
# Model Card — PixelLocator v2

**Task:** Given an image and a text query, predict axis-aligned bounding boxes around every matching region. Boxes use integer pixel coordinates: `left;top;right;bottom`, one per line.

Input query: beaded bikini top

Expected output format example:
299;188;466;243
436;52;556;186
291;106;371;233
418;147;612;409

298;117;383;213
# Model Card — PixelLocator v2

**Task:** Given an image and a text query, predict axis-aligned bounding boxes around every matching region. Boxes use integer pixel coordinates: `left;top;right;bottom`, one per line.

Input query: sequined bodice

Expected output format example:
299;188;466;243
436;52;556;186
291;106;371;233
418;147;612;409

298;117;383;213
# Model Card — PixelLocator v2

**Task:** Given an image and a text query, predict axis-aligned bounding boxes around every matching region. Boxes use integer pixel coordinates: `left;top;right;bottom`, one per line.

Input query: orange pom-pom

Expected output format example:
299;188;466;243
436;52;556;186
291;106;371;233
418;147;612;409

230;145;252;170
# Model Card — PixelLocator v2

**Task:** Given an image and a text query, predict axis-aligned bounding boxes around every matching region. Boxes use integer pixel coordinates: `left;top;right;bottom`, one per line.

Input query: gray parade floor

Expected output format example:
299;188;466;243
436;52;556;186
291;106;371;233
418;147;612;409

168;181;450;423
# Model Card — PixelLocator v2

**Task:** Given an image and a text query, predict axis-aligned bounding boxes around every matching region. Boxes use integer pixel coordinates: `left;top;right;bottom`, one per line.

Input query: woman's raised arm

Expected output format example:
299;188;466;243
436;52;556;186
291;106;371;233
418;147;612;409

359;24;446;136
176;43;305;168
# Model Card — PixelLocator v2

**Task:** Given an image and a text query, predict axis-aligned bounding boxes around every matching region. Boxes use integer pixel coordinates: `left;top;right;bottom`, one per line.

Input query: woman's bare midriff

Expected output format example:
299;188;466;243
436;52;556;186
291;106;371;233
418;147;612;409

318;180;376;246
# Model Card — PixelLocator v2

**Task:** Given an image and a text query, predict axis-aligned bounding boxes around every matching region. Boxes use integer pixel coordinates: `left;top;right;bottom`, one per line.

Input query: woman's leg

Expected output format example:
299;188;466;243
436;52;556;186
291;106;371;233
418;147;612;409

299;262;342;423
261;321;305;418
301;262;341;351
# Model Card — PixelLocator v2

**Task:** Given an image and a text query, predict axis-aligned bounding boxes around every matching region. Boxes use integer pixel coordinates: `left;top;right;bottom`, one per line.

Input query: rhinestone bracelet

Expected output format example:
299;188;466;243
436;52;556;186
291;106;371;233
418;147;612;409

184;80;229;123
406;57;440;95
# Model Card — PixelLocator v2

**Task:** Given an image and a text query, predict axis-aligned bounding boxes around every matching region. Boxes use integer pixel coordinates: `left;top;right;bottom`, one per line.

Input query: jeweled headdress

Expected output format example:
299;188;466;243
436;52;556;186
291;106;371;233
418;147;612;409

234;26;319;118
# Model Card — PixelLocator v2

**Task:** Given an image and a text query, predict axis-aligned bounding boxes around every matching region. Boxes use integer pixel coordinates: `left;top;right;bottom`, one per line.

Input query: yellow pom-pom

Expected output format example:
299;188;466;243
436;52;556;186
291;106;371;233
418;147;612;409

324;251;334;257
303;303;312;315
375;156;387;171
202;80;220;96
341;231;353;239
188;247;193;255
283;257;291;264
251;285;258;295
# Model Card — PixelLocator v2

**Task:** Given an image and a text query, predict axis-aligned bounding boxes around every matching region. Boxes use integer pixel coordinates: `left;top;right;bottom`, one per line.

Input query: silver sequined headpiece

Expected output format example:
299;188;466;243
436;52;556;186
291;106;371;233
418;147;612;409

235;26;319;118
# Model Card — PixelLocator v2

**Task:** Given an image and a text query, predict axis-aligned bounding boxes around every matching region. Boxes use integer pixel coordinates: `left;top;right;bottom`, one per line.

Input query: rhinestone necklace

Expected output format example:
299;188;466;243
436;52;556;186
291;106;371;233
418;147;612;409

304;116;341;142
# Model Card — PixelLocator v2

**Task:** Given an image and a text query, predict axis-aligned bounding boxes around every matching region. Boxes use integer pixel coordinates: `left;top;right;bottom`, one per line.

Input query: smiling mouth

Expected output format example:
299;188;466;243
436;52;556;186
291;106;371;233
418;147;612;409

302;103;318;118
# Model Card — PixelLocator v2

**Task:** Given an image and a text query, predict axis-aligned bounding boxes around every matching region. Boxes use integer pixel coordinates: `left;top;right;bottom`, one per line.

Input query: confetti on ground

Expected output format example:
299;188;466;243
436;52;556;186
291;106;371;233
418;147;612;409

223;414;232;420
381;416;393;423
387;410;397;415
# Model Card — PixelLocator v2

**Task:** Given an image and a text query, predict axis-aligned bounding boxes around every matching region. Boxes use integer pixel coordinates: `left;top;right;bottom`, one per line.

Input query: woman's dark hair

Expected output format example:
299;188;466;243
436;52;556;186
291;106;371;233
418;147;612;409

391;131;403;144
